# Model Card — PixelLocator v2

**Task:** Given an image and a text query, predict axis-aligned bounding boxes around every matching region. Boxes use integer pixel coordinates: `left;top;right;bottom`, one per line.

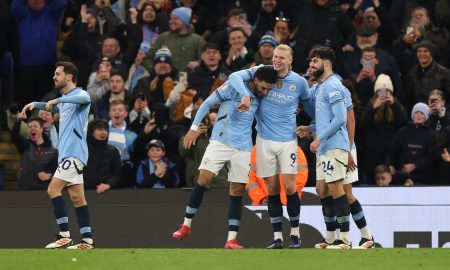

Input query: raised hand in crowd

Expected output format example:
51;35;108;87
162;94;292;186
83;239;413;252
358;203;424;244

129;7;138;24
96;183;111;194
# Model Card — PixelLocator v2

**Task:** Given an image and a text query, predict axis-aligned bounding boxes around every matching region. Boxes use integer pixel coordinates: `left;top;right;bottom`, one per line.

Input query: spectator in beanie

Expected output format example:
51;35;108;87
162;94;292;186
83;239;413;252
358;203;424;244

248;31;277;67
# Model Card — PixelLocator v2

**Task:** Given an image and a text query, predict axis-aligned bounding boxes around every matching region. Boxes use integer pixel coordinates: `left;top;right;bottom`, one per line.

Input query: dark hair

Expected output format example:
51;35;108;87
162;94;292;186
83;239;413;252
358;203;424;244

201;42;220;53
309;46;336;64
254;66;278;84
374;164;390;174
88;119;109;135
361;46;377;55
227;8;246;20
56;61;78;84
27;116;44;127
228;27;248;38
109;69;127;82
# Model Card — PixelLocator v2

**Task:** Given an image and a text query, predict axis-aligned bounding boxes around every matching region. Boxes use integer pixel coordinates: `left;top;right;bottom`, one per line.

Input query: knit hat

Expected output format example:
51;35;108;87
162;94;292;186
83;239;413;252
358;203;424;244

374;74;393;92
171;7;192;26
153;46;172;65
258;31;278;47
415;40;438;58
411;102;429;121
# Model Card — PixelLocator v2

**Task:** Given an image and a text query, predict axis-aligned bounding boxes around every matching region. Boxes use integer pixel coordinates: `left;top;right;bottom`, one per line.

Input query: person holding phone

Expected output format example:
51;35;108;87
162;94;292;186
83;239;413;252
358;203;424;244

359;74;408;184
354;47;379;105
428;89;450;133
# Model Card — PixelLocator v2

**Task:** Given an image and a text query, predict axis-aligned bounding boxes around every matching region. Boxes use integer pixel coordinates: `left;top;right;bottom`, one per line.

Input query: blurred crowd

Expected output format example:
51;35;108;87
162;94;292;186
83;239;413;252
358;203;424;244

0;0;449;192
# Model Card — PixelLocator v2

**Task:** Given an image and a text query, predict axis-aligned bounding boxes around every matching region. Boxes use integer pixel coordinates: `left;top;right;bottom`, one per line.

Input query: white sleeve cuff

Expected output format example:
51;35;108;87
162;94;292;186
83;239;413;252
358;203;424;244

190;124;199;132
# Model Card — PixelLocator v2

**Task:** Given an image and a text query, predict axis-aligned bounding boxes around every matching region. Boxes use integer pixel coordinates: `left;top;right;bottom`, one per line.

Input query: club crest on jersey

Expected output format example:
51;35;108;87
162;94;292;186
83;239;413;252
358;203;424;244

289;84;296;91
277;80;283;89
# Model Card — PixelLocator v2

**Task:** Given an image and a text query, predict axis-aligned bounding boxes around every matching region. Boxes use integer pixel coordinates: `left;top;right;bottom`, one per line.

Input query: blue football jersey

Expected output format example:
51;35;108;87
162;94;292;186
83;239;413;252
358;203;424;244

192;81;259;152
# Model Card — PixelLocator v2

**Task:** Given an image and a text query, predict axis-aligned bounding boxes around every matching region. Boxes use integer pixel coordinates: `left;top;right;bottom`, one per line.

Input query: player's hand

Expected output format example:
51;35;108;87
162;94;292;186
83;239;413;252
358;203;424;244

37;172;52;181
296;125;310;138
46;99;58;110
237;96;250;112
183;130;199;149
96;183;111;194
347;153;357;172
21;102;35;118
310;138;321;153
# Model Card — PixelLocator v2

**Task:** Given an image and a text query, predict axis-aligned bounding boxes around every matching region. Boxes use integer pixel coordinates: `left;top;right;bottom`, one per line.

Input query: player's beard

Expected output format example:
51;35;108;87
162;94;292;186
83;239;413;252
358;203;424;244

54;80;67;94
312;65;325;80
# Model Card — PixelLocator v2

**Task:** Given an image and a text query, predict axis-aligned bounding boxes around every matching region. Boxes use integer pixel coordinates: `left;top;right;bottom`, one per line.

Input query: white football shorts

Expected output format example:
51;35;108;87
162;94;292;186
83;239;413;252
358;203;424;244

255;136;298;178
53;157;84;186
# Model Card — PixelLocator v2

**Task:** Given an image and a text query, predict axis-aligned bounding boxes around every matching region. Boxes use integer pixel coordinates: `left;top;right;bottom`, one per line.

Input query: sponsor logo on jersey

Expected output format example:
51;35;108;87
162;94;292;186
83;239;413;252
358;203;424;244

329;91;341;98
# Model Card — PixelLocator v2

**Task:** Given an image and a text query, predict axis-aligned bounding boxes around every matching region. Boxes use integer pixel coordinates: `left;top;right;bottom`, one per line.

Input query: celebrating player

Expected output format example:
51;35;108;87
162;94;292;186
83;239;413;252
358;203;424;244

172;66;278;249
228;44;309;249
21;62;94;249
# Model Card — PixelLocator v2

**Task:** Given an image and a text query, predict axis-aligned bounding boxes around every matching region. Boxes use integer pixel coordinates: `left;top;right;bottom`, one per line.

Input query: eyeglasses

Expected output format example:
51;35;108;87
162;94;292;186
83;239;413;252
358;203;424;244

275;17;289;22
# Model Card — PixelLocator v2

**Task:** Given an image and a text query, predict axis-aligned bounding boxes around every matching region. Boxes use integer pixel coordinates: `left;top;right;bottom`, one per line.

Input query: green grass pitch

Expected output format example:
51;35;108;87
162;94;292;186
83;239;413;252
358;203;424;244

1;249;449;270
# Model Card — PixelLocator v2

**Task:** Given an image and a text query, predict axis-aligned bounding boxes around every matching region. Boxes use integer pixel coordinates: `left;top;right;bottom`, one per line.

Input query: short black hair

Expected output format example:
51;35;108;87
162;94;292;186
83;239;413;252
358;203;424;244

201;42;220;53
109;69;127;82
254;66;278;84
56;61;78;84
309;46;336;64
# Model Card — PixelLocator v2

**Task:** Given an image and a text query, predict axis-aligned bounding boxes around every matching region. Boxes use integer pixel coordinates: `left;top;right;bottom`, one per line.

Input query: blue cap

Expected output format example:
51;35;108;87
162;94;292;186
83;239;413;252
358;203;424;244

258;31;277;47
171;7;192;26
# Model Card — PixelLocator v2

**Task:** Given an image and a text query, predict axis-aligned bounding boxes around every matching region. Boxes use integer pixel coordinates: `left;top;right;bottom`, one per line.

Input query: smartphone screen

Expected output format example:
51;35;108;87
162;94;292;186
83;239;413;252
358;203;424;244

406;26;414;35
379;88;386;97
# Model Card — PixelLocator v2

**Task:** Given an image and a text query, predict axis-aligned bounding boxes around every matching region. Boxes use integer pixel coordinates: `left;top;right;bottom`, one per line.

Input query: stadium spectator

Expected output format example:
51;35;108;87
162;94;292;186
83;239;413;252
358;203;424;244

352;47;379;106
133;46;178;106
210;8;252;55
143;7;206;72
406;40;450;109
128;92;152;134
428;89;450;133
362;1;398;53
125;43;150;95
293;0;355;73
179;0;214;40
92;70;130;120
224;27;254;71
249;32;277;68
338;23;403;102
359;74;408;184
246;146;307;206
135;2;169;51
61;4;122;88
409;6;449;67
87;57;116;102
178;108;227;187
107;99;138;187
374;164;393;186
11;114;58;190
435;125;450;184
11;0;66;107
273;16;295;47
136;139;180;188
385;102;436;186
187;43;230;99
38;109;59;149
84;120;122;193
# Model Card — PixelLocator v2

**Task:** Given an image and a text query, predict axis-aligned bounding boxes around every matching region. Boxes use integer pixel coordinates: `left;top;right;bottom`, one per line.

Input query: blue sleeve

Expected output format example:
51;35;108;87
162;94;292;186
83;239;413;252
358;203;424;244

309;124;316;132
298;77;310;101
228;67;261;97
33;102;58;113
58;92;91;105
317;102;347;141
191;91;221;127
